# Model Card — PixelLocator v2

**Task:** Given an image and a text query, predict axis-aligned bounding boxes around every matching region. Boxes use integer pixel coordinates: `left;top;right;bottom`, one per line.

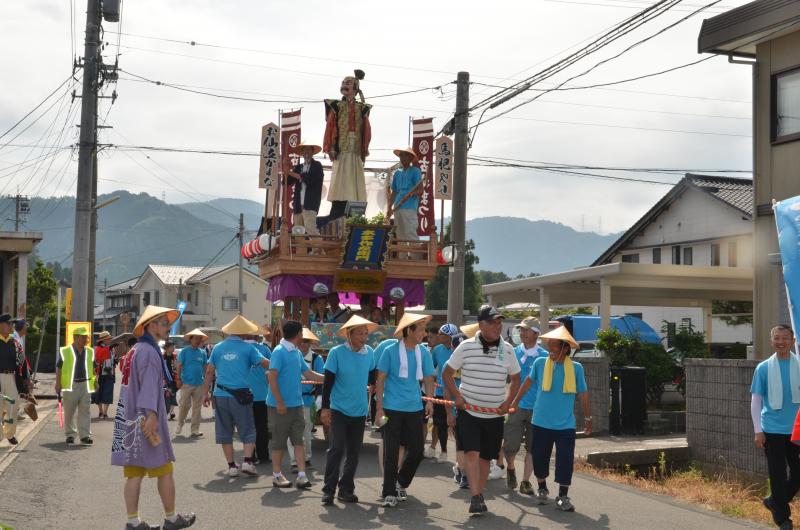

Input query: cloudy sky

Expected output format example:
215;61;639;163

0;0;754;235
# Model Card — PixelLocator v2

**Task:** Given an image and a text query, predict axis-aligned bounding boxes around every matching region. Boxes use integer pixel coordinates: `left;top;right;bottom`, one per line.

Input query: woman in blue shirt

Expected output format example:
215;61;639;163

319;315;378;505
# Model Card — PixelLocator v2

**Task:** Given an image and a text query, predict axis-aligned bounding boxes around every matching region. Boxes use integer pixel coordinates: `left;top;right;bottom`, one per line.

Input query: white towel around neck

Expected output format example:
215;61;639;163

767;352;800;410
519;345;539;365
398;340;423;380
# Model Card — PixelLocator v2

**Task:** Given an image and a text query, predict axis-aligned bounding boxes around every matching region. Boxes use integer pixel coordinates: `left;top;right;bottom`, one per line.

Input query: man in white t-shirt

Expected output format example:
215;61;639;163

443;305;521;515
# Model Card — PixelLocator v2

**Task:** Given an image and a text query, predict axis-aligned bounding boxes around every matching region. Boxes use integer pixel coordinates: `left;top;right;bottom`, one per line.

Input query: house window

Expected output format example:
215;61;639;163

154;290;160;305
683;247;693;266
681;317;692;328
195;290;200;307
666;322;677;348
621;253;639;263
222;297;239;311
672;246;681;265
187;292;192;303
772;67;800;143
652;247;661;264
728;241;738;267
711;243;720;266
143;292;150;306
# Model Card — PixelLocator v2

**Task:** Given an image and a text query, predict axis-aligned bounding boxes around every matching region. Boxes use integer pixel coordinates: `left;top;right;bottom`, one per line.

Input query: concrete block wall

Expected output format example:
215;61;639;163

685;358;765;475
574;357;610;435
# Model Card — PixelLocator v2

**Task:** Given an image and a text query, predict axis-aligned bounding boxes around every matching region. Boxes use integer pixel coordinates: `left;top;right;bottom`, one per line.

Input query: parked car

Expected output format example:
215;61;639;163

556;314;662;358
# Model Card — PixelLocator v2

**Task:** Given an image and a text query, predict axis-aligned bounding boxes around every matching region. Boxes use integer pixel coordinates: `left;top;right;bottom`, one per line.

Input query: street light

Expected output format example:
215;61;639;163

94;196;120;210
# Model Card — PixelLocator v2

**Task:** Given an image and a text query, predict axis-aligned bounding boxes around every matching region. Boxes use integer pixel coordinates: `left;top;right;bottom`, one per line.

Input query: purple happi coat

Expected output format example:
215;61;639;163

111;337;175;468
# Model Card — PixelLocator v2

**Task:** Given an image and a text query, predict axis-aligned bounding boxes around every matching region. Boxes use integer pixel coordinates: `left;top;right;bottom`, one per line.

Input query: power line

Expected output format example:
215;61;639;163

468;155;751;174
0;74;75;143
543;0;729;12
114;44;435;89
468;158;681;185
472;0;724;142
119;69;448;103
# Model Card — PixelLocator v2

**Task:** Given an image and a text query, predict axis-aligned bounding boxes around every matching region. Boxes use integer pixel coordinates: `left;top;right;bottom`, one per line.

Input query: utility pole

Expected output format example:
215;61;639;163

87;104;98;319
70;0;101;322
447;72;469;325
238;213;244;315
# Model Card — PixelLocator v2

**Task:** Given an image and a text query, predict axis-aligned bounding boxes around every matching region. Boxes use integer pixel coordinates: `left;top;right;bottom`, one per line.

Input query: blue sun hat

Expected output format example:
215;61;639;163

438;323;460;337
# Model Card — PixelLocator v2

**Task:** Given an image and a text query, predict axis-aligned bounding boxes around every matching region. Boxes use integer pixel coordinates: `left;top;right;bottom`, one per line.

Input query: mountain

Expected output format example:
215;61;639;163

8;192;618;286
466;217;619;277
175;197;264;231
14;191;246;286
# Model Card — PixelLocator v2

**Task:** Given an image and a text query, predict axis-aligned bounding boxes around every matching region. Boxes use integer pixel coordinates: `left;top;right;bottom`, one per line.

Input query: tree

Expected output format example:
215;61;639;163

478;270;510;286
425;223;482;313
45;261;72;286
712;300;752;326
26;259;61;368
596;328;678;407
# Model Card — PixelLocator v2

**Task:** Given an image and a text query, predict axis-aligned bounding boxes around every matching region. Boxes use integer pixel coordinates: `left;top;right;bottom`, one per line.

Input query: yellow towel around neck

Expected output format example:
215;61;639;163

542;356;577;394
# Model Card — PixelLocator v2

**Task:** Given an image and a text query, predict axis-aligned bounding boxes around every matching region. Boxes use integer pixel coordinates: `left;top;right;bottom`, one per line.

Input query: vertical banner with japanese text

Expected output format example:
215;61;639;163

412;118;435;236
258;122;280;190
280;110;302;229
434;136;454;200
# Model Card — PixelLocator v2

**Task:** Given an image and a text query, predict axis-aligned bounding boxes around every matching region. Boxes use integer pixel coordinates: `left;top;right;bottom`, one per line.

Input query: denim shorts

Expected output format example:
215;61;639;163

214;396;256;445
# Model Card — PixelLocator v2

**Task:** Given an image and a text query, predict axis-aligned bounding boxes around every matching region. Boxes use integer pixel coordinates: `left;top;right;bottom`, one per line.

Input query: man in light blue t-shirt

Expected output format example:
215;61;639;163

202;316;269;478
375;313;435;507
319;316;378;505
175;328;209;437
512;326;591;513
290;328;325;470
504;317;548;494
751;325;800;529
387;147;422;242
266;320;323;489
248;334;271;464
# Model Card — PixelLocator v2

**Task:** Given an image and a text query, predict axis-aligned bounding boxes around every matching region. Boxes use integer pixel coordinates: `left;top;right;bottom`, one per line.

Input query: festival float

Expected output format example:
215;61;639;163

242;70;455;348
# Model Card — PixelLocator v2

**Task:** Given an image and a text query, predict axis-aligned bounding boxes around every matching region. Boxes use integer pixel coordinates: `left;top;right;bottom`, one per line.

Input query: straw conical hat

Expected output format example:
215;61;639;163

540;326;578;349
336;315;379;338
302;327;320;343
460;322;479;338
133;305;180;337
221;314;260;336
393;313;432;337
292;142;322;155
184;328;208;340
393;147;419;162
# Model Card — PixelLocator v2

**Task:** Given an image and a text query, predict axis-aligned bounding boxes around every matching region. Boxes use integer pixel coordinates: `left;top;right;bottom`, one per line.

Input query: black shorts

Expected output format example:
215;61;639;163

456;411;504;461
432;403;448;426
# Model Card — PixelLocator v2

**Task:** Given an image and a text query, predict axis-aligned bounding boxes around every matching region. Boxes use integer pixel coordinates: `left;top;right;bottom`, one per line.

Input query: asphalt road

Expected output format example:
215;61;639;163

0;405;766;530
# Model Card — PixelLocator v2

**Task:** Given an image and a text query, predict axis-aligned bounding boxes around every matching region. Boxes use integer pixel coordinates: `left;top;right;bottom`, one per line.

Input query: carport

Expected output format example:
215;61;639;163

482;262;753;343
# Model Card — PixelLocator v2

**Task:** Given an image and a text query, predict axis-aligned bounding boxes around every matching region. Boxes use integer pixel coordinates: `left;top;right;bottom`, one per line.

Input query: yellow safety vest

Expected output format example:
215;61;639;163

59;345;95;393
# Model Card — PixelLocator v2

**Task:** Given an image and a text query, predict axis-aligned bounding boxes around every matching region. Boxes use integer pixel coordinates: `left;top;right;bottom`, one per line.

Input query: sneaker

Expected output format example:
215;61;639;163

291;463;298;474
305;459;313;469
459;475;470;489
65;437;75;444
163;512;196;530
396;482;408;501
506;468;517;490
190;432;203;438
337;491;359;503
295;476;312;489
7;437;18;445
169;413;176;421
175;423;183;436
488;461;504;480
536;487;549;505
226;465;240;477
519;480;534;495
80;437;93;445
382;495;398;507
240;461;258;476
424;446;436;459
273;474;291;488
555;495;575;512
469;495;483;514
321;493;334;505
437;451;449;464
453;465;463;484
479;494;488;512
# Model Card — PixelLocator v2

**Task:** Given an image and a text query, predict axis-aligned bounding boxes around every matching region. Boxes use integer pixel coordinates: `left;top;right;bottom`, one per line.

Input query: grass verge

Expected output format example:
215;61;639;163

576;457;796;526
